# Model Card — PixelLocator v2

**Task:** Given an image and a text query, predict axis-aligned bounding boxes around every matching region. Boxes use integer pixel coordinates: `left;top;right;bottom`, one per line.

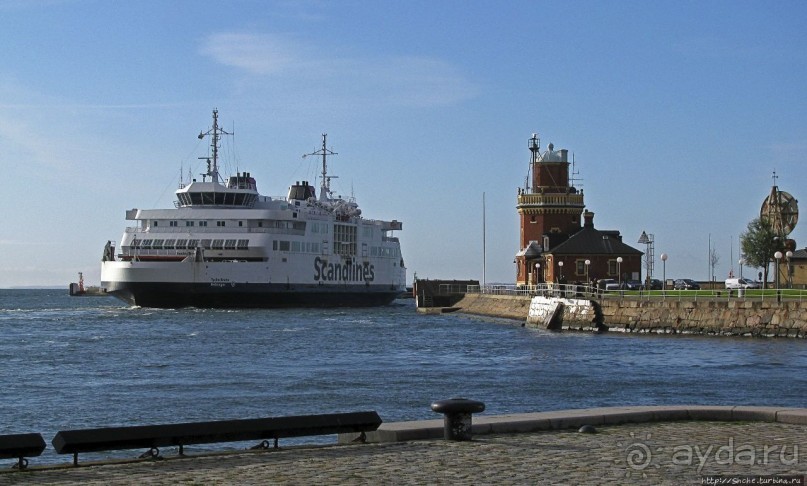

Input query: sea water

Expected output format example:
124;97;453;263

1;289;805;464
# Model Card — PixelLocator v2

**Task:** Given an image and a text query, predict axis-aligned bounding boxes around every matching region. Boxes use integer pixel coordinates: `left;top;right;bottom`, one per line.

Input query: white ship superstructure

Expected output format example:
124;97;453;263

101;110;406;307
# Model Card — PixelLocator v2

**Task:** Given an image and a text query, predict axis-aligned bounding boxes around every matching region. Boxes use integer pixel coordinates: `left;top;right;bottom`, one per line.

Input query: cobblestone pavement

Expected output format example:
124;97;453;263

1;421;805;485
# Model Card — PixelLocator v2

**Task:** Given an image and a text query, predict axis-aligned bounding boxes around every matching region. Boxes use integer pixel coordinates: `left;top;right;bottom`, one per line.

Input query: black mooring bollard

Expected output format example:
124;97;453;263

430;398;485;441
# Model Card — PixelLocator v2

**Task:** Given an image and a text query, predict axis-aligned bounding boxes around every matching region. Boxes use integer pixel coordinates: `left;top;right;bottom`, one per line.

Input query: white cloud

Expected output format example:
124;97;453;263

0;79;94;174
372;56;480;107
200;33;305;75
199;31;479;107
0;111;66;173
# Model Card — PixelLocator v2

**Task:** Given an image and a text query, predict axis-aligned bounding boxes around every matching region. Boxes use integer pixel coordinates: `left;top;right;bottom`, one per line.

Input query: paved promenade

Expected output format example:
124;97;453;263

2;407;806;485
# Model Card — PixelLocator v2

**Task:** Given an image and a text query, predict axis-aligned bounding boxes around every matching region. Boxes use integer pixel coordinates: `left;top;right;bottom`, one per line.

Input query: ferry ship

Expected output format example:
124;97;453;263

101;110;406;308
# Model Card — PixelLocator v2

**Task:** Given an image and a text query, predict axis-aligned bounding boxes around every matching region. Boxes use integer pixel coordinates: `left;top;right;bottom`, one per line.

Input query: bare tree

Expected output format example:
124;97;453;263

709;247;720;282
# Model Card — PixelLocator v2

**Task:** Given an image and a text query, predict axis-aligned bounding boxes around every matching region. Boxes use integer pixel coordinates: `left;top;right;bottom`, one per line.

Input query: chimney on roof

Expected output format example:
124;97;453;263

583;210;594;228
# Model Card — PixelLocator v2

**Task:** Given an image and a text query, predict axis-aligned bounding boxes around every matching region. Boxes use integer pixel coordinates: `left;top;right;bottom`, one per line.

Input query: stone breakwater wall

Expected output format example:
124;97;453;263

453;293;533;320
454;294;807;337
600;299;807;337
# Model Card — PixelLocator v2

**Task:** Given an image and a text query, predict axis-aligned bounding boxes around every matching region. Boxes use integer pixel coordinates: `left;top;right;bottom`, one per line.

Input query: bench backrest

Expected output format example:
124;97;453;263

52;411;382;454
0;433;46;459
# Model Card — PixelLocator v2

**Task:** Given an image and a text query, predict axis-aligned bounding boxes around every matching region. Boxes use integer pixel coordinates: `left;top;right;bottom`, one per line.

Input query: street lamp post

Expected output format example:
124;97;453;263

585;259;591;290
616;257;623;287
535;262;541;286
773;237;780;288
660;253;668;294
786;250;793;289
774;251;783;302
739;258;744;280
558;261;564;283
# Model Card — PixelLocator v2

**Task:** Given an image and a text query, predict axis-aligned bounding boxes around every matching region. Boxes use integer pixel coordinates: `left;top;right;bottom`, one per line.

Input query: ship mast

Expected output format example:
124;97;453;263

197;108;232;183
303;133;338;201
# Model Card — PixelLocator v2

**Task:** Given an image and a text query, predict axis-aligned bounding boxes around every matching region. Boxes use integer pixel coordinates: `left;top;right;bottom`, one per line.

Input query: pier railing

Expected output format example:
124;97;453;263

468;284;807;303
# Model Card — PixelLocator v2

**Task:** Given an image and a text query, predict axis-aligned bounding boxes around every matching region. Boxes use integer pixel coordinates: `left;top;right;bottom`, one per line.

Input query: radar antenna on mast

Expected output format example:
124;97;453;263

760;169;799;237
196;108;232;183
302;134;338;201
569;153;583;191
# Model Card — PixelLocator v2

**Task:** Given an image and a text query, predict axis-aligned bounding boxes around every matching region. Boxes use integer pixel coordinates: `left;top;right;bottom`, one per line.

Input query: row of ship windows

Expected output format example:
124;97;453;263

159;221;230;227
130;238;250;250
153;220;315;231
271;239;398;257
273;240;322;253
151;220;373;237
129;236;394;254
176;192;258;207
371;246;397;257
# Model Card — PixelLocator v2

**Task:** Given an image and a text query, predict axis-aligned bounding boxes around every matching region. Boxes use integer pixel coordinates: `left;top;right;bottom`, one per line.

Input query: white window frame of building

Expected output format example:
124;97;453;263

575;259;586;276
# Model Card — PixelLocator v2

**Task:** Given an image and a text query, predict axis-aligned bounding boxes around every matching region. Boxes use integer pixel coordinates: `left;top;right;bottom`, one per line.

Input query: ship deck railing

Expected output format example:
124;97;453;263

124;226;305;236
119;249;193;258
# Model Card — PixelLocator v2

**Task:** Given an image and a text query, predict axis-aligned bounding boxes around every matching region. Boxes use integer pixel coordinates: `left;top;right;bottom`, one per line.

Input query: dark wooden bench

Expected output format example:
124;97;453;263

52;411;382;466
0;433;47;469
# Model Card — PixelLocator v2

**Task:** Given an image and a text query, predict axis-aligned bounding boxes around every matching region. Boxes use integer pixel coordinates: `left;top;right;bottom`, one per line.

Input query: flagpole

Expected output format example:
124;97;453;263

482;192;486;287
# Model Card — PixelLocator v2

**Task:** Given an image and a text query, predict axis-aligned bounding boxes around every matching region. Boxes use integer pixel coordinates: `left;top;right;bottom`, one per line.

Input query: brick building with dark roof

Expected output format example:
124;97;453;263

515;134;642;286
775;248;807;289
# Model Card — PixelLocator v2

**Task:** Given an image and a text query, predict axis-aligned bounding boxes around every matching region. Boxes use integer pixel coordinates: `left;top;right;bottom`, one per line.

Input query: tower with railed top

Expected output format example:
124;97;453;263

516;134;585;285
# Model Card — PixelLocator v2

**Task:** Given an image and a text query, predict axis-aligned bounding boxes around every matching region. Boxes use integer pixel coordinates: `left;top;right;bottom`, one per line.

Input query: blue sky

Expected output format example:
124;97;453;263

1;0;805;287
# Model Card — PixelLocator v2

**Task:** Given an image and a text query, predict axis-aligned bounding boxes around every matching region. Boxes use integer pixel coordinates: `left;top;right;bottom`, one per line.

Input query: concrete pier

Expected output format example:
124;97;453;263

455;293;807;337
4;406;806;484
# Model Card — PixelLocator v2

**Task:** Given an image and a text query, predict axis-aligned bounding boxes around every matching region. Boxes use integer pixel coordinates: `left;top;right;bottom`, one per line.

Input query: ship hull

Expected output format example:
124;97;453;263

101;259;405;308
103;281;401;308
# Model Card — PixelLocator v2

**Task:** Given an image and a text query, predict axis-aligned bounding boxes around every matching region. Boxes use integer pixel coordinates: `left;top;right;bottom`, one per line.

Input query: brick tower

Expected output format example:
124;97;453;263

516;134;585;285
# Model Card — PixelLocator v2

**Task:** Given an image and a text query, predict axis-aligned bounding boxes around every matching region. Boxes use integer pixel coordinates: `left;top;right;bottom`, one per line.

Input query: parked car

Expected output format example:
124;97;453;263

645;279;663;290
673;278;701;290
623;280;642;290
597;279;620;291
725;278;761;289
